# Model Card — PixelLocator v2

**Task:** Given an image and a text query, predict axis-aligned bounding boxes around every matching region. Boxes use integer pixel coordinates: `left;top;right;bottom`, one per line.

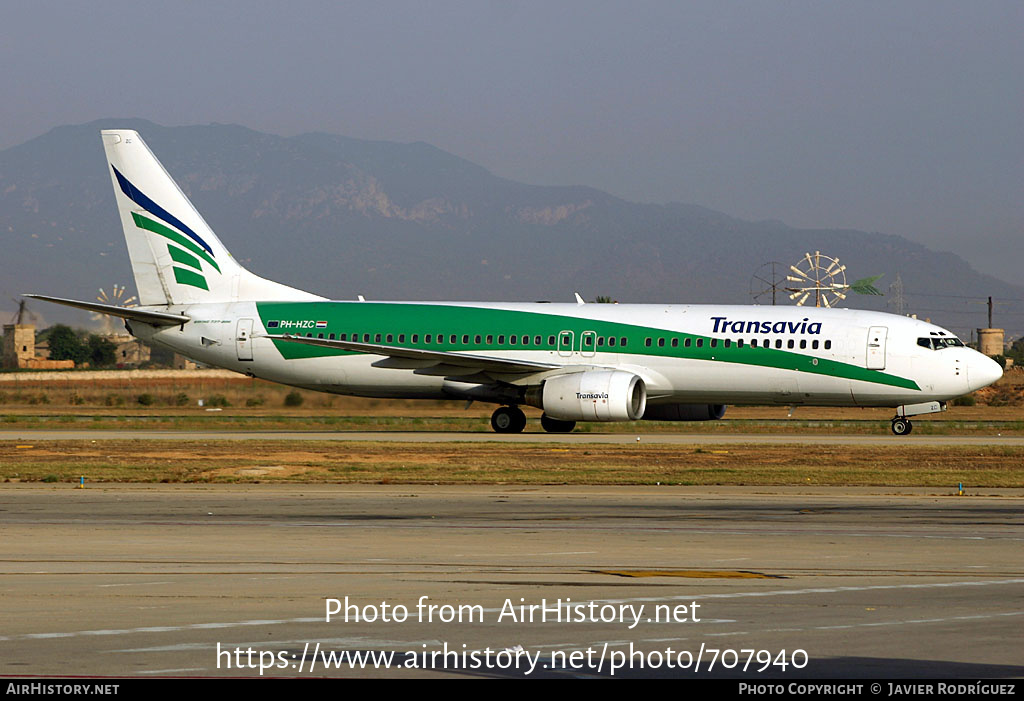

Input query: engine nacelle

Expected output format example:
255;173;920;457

642;403;727;421
540;370;646;421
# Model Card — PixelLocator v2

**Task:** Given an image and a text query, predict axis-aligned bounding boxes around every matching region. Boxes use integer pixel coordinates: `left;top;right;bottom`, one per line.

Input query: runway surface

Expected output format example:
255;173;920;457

1;484;1021;678
3;429;1023;445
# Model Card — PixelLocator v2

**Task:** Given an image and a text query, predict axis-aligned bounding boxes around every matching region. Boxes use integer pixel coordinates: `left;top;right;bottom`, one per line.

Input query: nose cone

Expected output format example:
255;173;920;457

968;353;1003;391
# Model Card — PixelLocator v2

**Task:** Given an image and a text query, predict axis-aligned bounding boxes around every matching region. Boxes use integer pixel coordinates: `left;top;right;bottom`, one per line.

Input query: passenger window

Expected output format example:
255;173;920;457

386;334;393;343
811;340;818;350
497;335;503;344
751;339;757;347
510;335;517;345
340;333;347;341
521;336;529;346
363;333;371;342
724;339;731;348
658;338;666;347
318;333;324;339
425;334;431;344
824;340;832;350
671;338;678;347
375;333;382;343
411;334;418;344
547;335;554;345
597;337;604;346
799;339;806;349
696;339;703;348
645;338;652;347
787;339;794;349
737;339;744;348
684;338;691;348
775;339;782;349
609;337;616;347
463;334;470;344
474;335;481;344
398;334;405;343
710;339;718;348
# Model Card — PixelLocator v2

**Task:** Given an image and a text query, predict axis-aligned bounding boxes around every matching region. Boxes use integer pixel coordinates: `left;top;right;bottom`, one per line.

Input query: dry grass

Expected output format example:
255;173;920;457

2;440;1021;487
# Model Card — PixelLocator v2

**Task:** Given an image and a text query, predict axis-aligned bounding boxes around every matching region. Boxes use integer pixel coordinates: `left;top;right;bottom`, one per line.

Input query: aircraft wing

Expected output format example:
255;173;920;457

261;333;563;374
25;294;191;326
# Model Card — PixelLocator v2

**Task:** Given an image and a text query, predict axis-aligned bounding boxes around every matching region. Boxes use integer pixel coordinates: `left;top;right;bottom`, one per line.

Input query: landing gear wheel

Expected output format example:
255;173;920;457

891;418;913;436
491;406;526;433
540;413;576;433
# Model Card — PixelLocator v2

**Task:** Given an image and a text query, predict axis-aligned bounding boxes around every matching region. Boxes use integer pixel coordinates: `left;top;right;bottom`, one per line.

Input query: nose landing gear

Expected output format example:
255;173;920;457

890;417;913;435
491;405;527;433
889;401;945;436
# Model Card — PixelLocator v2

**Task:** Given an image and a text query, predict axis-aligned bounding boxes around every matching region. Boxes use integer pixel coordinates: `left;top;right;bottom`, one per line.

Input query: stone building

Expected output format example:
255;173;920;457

2;324;75;370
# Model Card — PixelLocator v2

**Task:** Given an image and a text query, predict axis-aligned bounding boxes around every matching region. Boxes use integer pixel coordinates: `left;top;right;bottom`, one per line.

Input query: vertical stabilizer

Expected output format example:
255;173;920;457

101;130;321;306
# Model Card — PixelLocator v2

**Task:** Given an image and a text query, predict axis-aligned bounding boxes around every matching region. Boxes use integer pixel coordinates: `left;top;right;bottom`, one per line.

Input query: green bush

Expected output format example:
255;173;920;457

206;394;230;407
174;392;190;406
137;393;155;406
284;390;304;407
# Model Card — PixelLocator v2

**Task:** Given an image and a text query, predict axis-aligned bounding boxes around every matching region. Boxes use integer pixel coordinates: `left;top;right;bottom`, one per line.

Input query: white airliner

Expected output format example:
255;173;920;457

29;130;1003;435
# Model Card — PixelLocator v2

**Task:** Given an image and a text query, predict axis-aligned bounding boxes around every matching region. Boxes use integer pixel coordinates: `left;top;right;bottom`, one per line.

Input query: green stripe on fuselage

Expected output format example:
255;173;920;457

255;302;920;391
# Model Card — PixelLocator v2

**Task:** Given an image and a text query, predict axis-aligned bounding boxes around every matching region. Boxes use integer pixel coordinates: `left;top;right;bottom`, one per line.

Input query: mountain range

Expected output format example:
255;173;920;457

1;119;1019;338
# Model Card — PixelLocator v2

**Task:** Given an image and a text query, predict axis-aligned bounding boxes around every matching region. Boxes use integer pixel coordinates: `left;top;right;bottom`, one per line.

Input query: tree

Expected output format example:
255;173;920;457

1006;337;1024;366
46;325;86;364
86;335;117;368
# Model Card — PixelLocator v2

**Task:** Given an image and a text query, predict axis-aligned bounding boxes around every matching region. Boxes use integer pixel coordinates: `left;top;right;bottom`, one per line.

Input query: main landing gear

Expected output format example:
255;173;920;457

890;417;913;436
491;405;527;433
489;406;579;433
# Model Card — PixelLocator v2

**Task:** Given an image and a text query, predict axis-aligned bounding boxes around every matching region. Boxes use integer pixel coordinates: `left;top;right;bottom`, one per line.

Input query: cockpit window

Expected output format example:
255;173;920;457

917;337;965;350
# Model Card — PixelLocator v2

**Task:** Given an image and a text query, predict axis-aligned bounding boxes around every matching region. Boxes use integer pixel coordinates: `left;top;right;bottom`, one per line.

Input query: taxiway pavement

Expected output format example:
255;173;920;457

1;484;1021;678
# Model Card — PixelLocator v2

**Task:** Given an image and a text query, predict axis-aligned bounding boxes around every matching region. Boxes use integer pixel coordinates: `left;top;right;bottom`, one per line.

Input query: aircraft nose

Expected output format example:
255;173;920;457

968;353;1003;391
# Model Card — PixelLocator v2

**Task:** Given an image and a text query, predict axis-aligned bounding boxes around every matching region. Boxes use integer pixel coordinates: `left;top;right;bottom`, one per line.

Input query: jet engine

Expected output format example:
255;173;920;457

537;370;646;421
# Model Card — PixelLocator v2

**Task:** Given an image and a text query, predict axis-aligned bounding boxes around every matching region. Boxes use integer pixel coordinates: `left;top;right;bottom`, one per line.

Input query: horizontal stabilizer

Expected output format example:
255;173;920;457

261;334;561;374
25;294;190;326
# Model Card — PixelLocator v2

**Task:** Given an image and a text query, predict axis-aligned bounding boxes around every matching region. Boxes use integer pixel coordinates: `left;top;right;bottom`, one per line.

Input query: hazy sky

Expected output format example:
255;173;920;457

3;1;1021;282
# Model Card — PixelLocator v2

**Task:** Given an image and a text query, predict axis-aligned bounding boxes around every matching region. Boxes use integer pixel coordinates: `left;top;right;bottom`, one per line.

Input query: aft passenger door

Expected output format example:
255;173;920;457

866;326;887;370
236;318;254;361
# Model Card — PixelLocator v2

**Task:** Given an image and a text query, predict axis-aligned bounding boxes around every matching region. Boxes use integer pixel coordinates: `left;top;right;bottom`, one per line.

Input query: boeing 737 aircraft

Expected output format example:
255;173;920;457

29;130;1003;435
